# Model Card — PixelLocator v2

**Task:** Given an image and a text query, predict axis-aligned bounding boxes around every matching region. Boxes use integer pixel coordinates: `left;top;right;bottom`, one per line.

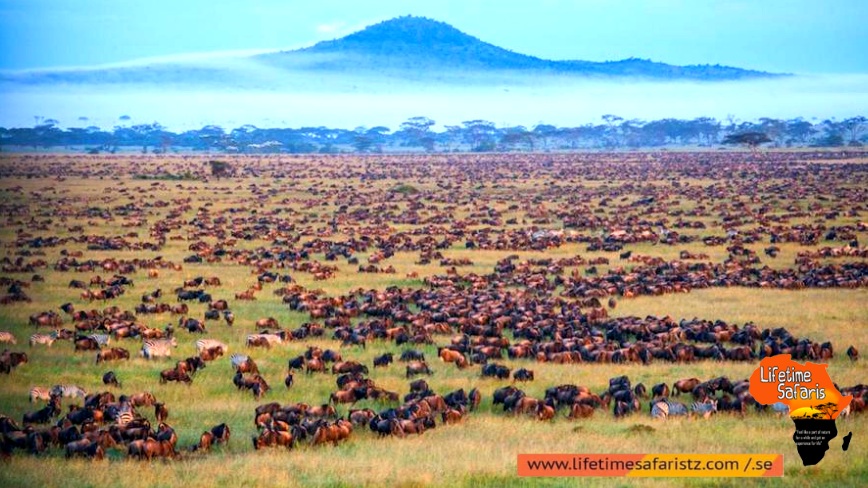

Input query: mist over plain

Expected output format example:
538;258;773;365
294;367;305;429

1;53;866;130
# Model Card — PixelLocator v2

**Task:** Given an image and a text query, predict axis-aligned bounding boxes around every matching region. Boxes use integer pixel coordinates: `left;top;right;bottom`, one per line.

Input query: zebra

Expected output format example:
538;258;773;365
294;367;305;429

140;337;178;359
51;384;87;400
651;400;669;419
29;386;52;403
29;332;57;347
88;334;110;347
0;331;16;344
116;405;135;427
651;399;689;419
230;354;250;370
691;400;718;419
195;338;228;355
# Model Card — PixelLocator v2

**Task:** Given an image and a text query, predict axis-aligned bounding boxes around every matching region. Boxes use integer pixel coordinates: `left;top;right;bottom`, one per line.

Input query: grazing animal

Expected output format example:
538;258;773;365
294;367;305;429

373;352;393;368
103;371;121;388
692;400;718;419
406;361;433;378
400;350;425;362
847;345;859;362
51;385;87;400
88;334;111;347
160;368;192;384
154;402;169;423
23;396;61;424
129;392;157;407
0;331;17;345
29;332;56;347
29;386;52;403
231;354;260;374
288;355;305;370
513;368;535;382
651;383;670;398
96;347;130;364
672;378;701;396
199;346;224;361
140;338;178;359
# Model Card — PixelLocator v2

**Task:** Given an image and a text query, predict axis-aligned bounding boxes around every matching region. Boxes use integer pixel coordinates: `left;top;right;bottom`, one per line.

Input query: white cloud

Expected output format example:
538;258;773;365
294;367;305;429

316;22;346;34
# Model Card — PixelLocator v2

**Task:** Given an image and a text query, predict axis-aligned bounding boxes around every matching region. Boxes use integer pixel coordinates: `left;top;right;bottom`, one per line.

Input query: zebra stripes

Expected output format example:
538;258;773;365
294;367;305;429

230;354;250;370
691;400;718;418
89;334;110;347
140;338;178;359
651;399;689;419
29;332;57;347
51;384;87;399
29;386;52;403
0;331;16;344
195;339;228;354
116;406;135;427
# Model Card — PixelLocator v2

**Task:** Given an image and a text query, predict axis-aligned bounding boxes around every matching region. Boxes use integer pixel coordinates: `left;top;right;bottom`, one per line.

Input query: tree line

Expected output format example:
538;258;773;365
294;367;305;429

1;115;865;153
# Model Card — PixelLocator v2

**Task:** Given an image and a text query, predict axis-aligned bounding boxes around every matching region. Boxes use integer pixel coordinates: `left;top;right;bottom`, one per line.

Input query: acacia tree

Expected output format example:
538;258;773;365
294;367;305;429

813;402;838;419
398;116;436;151
842;116;867;144
722;132;771;150
461;120;497;151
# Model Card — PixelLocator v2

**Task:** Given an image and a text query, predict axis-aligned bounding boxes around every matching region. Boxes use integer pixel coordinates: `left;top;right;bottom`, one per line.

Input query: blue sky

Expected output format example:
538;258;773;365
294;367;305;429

1;0;866;73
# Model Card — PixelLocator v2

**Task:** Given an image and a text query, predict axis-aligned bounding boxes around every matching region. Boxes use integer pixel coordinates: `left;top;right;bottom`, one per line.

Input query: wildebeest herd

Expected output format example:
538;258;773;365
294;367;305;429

0;152;865;482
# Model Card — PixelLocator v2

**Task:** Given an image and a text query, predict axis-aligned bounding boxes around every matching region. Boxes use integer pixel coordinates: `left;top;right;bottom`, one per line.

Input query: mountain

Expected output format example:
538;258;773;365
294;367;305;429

1;16;782;86
258;16;778;80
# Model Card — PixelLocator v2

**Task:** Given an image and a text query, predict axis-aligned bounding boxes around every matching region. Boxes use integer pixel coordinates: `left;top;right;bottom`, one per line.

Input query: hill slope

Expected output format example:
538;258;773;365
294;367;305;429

257;16;780;80
1;16;782;86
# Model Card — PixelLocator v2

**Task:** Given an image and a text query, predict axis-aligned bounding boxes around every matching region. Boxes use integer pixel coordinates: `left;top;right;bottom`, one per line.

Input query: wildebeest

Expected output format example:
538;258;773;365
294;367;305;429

160;368;192;385
252;428;297;450
288;355;305;370
74;337;100;352
102;371;121;388
65;438;107;460
405;361;433;378
154;402;169;423
23;395;61;424
672;378;701;396
373;352;393;368
96;347;130;364
438;347;467;368
513;368;534;382
127;437;176;460
481;363;510;379
848;345;859;362
0;350;28;373
331;361;368;375
175;356;206;376
651;383;670;398
200;346;224;361
400;350;425;362
129;392;157;407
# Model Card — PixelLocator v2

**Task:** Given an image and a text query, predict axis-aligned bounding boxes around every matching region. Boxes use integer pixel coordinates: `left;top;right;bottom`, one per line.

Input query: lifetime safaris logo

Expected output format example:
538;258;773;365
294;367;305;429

749;354;854;466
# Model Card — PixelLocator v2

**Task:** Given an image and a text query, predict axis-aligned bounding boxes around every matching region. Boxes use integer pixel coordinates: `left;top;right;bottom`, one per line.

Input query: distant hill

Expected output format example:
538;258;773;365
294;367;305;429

257;16;781;80
1;16;783;86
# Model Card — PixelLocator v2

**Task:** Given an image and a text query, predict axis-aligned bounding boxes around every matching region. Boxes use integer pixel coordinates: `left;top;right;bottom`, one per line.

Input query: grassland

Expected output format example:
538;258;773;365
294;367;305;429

0;153;866;487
